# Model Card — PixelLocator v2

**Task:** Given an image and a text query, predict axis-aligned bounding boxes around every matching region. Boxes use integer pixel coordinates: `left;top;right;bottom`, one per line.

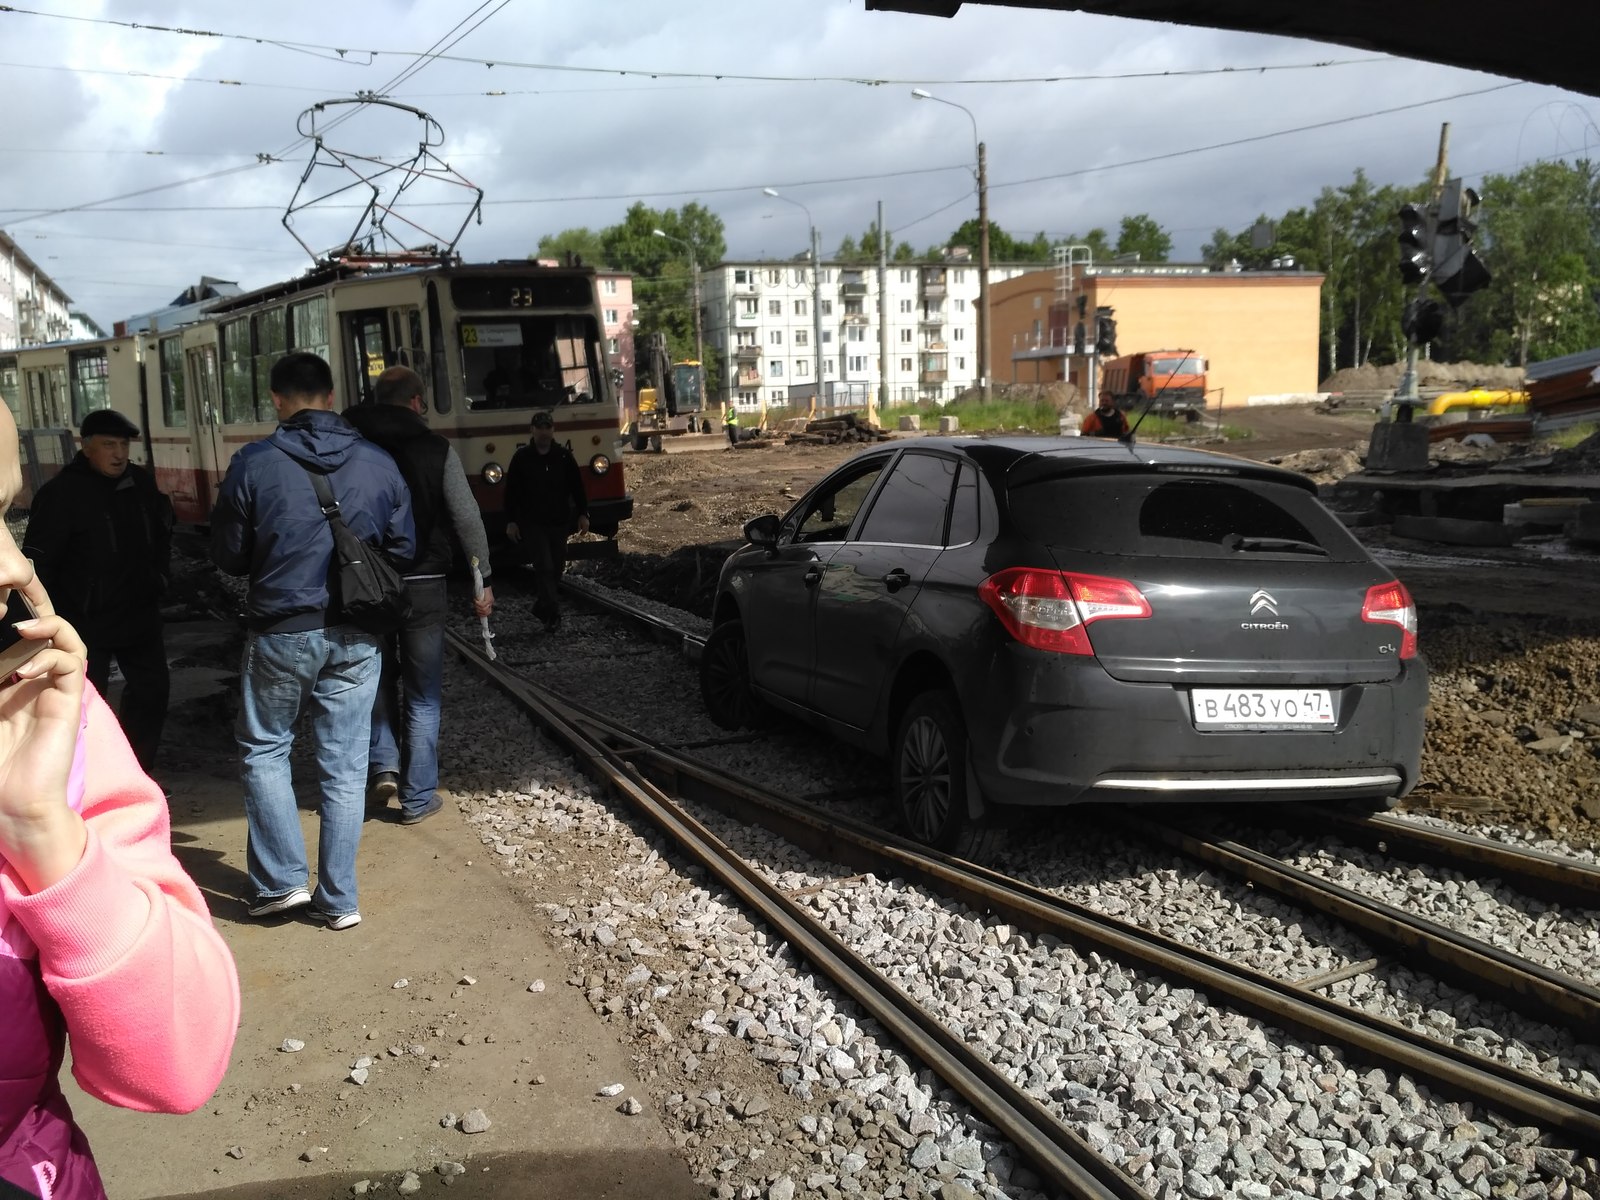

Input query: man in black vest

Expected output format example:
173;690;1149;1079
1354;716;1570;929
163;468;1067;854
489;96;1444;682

345;367;494;825
503;410;589;631
24;408;173;771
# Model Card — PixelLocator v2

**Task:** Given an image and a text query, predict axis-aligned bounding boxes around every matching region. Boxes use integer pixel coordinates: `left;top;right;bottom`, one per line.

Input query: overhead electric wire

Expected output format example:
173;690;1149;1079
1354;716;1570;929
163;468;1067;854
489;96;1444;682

0;8;1394;88
1;160;274;228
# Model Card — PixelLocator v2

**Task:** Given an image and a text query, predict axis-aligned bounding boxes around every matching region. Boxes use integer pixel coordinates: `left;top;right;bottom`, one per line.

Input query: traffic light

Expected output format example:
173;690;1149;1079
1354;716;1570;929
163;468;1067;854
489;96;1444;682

1397;202;1433;285
1094;306;1117;356
1432;178;1491;307
1073;321;1086;355
1401;297;1446;346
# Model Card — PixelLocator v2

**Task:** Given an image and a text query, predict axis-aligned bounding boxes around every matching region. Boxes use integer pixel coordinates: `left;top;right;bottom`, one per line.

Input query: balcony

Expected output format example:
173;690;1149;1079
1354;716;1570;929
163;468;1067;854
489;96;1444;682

922;340;948;352
920;369;947;385
919;313;945;327
734;343;761;361
841;312;871;326
921;271;947;298
839;282;869;298
734;308;760;326
736;368;764;387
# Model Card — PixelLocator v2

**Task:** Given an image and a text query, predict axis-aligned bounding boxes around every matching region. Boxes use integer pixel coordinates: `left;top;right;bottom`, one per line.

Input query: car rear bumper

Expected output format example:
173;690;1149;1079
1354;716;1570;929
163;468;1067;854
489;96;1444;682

966;649;1428;807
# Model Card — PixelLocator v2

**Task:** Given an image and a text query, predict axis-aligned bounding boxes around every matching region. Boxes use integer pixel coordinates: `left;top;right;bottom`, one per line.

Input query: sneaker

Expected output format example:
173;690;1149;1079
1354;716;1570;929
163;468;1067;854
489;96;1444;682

247;888;312;918
366;771;399;811
313;909;362;931
399;795;445;826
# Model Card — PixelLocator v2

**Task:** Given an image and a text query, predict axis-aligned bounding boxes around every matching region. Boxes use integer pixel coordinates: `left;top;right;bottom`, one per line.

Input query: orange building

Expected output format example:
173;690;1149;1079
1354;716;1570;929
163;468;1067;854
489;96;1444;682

992;262;1325;409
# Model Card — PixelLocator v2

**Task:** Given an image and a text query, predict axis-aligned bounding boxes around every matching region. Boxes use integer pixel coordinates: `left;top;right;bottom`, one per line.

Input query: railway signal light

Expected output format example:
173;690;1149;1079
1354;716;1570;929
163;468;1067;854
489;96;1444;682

1094;306;1117;356
1401;297;1446;346
1074;321;1086;356
1432;178;1491;307
1397;202;1433;286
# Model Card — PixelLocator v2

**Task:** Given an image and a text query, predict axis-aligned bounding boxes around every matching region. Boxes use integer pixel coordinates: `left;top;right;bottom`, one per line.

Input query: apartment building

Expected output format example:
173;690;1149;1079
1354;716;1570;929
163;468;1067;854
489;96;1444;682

701;254;1031;412
0;229;78;350
595;270;637;410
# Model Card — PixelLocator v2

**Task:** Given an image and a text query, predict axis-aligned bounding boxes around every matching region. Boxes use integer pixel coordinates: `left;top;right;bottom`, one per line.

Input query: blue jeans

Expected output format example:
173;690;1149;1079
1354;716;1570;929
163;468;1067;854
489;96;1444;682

236;625;382;916
369;577;447;816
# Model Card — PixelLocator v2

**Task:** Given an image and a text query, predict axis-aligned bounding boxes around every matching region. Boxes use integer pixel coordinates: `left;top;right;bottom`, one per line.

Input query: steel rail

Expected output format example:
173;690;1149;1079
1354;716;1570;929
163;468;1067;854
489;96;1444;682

445;628;1149;1200
1274;804;1600;909
1115;815;1600;1038
449;630;1600;1145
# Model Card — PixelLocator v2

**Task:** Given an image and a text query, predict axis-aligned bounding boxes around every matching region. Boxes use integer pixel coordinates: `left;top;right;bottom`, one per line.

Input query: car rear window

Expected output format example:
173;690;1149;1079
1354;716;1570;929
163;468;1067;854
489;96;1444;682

1006;473;1368;560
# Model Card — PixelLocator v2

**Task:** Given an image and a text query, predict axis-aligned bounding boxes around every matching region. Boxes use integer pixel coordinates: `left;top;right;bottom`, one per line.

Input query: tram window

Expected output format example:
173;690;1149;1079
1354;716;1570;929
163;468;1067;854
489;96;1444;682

291;296;329;361
0;359;19;420
68;349;110;426
253;309;287;422
159;337;186;428
462;316;600;411
220;319;255;424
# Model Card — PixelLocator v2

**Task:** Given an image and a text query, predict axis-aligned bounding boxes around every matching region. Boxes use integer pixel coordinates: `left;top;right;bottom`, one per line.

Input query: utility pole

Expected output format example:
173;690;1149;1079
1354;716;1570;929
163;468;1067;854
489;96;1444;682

812;225;825;415
876;199;889;424
1395;122;1450;407
689;251;704;371
977;141;991;406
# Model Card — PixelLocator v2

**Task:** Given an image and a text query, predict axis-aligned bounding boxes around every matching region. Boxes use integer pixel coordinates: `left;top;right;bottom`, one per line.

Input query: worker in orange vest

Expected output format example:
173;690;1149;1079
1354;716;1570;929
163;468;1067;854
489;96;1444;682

1081;392;1131;439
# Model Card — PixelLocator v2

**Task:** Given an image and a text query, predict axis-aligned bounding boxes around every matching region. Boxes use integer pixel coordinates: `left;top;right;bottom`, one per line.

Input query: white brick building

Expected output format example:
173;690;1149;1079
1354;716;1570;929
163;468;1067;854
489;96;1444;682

701;254;1032;412
0;229;79;349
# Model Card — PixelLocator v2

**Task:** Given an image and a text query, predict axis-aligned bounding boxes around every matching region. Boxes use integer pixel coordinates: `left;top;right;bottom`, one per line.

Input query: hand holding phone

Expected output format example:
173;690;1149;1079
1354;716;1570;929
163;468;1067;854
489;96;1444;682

0;589;46;681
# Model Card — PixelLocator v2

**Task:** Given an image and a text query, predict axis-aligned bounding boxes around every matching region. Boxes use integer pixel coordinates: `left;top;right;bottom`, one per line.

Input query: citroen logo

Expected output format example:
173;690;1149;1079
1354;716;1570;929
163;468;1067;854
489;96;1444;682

1249;589;1278;616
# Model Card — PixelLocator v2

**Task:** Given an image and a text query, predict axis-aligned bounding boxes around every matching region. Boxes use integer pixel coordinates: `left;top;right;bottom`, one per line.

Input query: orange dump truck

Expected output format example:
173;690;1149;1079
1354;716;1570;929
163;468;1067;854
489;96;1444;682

1101;350;1207;415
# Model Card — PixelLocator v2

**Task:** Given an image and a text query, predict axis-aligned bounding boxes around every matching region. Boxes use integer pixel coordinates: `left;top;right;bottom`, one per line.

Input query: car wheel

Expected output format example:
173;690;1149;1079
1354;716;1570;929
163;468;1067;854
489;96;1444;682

650;434;664;453
700;618;765;730
893;690;992;856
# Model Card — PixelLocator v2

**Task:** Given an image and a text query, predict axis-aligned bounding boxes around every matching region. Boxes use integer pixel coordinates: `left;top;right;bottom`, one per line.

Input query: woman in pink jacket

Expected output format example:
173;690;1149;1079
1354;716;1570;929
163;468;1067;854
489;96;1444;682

0;404;240;1200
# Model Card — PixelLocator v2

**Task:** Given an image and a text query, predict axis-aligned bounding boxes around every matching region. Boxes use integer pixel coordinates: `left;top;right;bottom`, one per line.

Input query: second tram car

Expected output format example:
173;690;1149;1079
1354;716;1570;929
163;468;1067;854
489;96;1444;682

0;258;632;541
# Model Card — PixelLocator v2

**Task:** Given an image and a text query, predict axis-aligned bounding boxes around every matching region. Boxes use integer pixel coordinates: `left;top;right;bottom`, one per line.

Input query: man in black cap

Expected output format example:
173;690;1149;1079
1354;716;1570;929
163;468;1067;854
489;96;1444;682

23;408;174;770
503;410;588;630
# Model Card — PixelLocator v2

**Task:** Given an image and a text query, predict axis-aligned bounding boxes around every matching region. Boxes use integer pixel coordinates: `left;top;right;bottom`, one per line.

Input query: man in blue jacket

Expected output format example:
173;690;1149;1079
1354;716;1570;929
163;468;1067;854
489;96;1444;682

211;351;415;931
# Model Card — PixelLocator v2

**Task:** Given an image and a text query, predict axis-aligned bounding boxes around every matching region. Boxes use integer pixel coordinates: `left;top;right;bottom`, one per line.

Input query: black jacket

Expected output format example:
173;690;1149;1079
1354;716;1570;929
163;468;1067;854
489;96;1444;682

504;442;587;532
343;404;451;577
23;456;173;647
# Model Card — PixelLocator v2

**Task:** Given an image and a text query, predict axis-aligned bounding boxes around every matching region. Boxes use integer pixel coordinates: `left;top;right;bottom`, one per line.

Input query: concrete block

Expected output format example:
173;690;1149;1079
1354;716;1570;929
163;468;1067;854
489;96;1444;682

1365;421;1429;472
898;414;921;431
1392;514;1519;547
1567;502;1600;546
938;415;960;434
1504;500;1584;527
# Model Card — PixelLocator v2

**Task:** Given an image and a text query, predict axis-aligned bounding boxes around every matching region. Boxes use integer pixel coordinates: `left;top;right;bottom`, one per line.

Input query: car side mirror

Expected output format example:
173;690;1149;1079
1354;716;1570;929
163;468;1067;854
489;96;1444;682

744;513;781;550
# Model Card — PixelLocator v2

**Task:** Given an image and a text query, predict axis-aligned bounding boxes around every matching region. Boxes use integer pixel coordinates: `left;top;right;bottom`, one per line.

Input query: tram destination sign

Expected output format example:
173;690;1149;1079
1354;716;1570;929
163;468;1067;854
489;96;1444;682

451;275;594;311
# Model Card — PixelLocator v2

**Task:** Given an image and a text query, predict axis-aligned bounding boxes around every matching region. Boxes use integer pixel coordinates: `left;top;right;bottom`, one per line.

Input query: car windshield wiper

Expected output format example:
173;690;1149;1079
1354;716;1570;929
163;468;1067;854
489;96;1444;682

1224;535;1329;556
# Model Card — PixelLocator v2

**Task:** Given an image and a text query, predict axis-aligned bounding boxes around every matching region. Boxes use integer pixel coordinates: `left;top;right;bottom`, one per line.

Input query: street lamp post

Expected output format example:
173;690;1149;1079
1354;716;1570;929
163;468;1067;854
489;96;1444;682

761;187;831;420
912;87;989;405
650;228;703;371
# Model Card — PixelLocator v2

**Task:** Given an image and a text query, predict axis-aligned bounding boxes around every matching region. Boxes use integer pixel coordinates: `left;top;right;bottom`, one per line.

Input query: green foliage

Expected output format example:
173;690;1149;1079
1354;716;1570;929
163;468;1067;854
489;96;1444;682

1061;228;1115;261
533;227;606;266
944;219;1054;262
1114;214;1172;263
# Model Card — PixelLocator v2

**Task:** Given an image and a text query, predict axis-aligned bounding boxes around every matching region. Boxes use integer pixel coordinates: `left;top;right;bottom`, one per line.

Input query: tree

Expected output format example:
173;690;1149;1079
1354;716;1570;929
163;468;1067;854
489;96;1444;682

1061;227;1115;262
943;219;1054;263
834;234;861;261
1114;214;1172;263
533;227;607;266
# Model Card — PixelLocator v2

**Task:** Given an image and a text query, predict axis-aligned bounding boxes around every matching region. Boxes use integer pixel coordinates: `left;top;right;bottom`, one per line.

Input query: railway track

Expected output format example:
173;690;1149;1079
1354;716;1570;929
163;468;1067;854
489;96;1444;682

447;616;1600;1188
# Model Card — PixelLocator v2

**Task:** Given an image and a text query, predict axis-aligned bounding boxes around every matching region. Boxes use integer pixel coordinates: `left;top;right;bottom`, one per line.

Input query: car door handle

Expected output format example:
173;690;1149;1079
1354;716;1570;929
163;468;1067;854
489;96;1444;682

803;566;823;587
881;568;911;592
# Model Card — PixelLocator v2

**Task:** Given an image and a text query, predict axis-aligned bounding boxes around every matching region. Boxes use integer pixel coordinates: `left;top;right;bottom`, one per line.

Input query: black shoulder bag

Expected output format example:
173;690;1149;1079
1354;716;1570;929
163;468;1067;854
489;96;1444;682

293;460;412;635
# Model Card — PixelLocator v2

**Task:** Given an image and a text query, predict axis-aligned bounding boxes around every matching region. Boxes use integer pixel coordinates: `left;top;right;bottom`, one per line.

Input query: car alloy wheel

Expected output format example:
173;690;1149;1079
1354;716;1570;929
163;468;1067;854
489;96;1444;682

699;618;762;730
892;688;989;854
899;713;953;843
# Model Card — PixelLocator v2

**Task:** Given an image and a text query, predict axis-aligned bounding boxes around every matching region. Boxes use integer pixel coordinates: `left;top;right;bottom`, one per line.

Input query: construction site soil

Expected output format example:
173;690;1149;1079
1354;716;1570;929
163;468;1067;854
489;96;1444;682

574;410;1600;854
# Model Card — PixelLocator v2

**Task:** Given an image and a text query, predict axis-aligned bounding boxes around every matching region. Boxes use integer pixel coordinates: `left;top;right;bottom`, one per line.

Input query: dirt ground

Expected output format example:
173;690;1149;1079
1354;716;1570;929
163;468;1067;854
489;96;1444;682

580;408;1600;852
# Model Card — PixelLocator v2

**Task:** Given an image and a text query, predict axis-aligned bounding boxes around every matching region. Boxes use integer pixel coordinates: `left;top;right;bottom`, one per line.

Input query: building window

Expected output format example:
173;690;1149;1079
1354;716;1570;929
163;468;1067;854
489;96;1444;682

739;390;758;405
900;386;914;402
953;269;967;283
819;269;831;284
769;360;783;378
604;308;619;325
735;269;752;285
739;299;758;317
954;328;966;341
954;298;967;312
795;330;809;347
820;300;833;316
794;299;807;316
899;299;913;314
1033;296;1043;309
608;336;620;354
846;326;866;342
770;330;784;345
899;269;913;283
602;278;618;295
797;359;810;377
900;357;913;372
768;299;782;316
824;359;835;375
767;269;782;286
957;357;967;370
736;331;756;347
899;329;912;344
848;355;868;372
822;330;833;344
1033;319;1043;338
844;299;863;315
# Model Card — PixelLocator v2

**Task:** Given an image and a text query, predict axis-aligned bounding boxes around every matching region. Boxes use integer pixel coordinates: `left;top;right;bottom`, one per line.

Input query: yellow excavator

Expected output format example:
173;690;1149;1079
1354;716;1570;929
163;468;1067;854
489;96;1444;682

629;332;711;450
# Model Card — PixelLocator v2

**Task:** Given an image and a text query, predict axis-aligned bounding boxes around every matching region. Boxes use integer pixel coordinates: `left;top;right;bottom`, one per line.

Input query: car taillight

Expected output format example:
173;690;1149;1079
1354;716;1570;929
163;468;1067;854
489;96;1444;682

1362;580;1418;659
978;568;1151;655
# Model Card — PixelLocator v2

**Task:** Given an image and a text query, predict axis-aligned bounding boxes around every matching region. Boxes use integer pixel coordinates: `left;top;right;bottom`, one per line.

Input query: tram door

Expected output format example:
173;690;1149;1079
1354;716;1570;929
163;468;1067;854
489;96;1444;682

341;306;423;407
186;345;227;522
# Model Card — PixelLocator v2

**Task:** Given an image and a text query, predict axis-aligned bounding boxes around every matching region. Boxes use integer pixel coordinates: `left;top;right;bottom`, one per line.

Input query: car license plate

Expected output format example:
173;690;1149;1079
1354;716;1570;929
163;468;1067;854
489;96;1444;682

1191;688;1335;730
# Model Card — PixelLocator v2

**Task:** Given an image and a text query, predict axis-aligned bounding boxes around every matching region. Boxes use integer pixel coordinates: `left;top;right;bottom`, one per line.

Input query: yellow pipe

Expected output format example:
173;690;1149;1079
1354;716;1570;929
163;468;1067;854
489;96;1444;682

1426;388;1527;417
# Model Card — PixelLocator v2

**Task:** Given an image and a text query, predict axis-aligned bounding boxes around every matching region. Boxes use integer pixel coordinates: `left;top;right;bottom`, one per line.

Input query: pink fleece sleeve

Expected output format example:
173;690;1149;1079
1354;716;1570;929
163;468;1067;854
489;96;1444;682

1;687;240;1114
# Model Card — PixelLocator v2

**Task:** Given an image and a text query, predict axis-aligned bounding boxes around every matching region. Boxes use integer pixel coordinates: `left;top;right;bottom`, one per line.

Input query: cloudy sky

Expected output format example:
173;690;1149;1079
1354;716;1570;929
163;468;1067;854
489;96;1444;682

3;0;1596;329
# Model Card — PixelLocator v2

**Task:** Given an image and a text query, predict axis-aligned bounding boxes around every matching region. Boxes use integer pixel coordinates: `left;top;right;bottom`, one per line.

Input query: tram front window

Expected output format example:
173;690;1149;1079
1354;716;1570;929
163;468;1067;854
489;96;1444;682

461;315;601;411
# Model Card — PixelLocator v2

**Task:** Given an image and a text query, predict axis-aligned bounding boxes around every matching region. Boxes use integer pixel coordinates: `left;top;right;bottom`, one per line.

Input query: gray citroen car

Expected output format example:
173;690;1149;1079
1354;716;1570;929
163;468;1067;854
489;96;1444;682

700;437;1427;852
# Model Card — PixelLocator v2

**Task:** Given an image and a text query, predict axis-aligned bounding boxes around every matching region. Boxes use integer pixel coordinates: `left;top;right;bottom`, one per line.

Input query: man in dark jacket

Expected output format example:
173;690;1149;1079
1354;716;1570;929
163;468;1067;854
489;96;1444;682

211;351;414;931
345;366;494;826
24;408;173;771
503;410;588;630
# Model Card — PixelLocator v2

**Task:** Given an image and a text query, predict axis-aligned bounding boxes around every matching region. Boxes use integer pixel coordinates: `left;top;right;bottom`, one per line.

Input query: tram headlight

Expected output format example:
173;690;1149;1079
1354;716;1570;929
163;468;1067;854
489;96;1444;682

589;454;611;476
481;462;505;485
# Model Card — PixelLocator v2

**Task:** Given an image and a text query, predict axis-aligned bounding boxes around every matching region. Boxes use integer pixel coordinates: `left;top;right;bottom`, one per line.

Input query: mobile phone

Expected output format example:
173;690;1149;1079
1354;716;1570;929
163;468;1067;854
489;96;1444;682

0;589;46;680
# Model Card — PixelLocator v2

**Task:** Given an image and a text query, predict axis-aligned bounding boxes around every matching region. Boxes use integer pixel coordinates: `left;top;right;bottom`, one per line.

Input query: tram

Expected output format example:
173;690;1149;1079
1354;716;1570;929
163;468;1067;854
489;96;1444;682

0;257;632;540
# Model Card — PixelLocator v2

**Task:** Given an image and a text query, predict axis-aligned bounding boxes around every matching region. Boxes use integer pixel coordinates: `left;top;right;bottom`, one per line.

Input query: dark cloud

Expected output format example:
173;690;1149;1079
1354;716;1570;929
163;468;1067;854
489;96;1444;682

1;0;1592;326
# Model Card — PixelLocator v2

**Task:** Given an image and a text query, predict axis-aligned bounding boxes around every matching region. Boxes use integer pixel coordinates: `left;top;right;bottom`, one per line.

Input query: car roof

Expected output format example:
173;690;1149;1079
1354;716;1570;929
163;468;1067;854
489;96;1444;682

894;435;1320;494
